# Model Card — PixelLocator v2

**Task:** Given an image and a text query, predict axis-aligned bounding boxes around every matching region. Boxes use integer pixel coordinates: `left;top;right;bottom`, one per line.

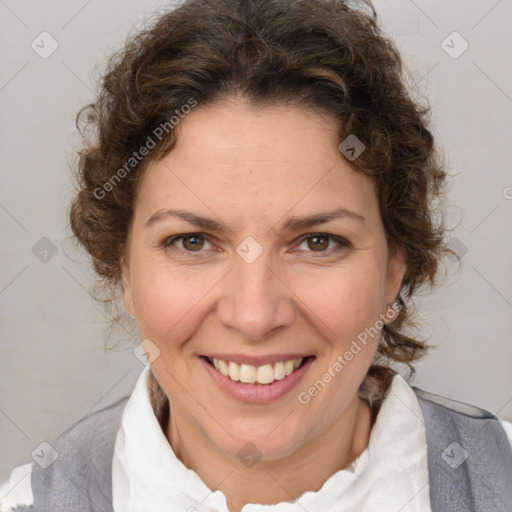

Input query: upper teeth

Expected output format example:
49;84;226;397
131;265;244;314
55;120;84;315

211;357;303;385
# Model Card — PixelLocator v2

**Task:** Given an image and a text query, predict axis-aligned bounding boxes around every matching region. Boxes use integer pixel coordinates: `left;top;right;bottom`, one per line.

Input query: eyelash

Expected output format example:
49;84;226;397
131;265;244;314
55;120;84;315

161;232;351;257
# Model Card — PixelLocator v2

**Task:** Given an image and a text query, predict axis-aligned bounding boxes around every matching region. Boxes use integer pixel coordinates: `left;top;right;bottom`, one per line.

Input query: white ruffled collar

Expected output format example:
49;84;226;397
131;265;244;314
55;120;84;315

112;366;432;511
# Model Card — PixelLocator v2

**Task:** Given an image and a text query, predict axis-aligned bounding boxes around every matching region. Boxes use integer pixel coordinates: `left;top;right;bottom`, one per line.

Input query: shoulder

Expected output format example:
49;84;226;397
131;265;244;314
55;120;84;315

411;385;512;509
0;396;129;512
412;385;512;450
413;386;500;419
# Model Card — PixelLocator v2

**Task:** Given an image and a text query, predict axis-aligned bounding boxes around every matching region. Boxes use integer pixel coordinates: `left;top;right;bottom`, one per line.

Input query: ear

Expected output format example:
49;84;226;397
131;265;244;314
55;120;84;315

384;243;406;307
121;254;135;317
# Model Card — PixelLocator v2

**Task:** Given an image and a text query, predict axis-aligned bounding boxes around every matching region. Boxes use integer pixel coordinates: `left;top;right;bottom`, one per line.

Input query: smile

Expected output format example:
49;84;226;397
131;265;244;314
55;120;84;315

206;356;309;385
200;355;316;403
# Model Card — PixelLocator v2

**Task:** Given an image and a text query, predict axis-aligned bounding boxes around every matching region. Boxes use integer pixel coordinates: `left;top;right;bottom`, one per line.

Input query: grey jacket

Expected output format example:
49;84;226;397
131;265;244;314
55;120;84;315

9;388;512;511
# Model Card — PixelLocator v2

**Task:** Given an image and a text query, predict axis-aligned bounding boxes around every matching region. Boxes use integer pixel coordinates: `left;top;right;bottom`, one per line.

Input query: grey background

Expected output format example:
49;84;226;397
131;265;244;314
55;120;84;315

1;0;511;481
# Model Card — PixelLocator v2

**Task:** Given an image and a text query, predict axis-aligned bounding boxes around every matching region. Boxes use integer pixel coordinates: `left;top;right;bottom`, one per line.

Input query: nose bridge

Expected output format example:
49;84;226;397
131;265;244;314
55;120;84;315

236;251;275;301
217;245;295;340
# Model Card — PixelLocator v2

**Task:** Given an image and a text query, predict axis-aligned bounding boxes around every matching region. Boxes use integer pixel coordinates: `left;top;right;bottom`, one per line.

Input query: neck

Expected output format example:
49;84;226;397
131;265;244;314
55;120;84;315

166;395;373;512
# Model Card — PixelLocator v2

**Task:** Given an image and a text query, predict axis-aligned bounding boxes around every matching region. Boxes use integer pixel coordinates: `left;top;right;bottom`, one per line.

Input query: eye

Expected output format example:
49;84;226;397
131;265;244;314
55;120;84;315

161;232;350;257
162;233;212;252
296;233;350;254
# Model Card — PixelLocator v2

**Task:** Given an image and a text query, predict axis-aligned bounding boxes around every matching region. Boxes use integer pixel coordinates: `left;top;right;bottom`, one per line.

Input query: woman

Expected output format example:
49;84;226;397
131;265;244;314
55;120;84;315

1;0;511;510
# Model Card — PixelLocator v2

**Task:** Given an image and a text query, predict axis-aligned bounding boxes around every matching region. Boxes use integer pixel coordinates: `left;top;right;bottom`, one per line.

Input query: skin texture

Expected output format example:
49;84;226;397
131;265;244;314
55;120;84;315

122;97;406;512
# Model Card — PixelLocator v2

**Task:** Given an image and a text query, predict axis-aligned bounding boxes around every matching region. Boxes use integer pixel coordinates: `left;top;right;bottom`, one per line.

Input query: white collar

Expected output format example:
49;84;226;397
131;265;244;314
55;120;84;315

112;366;432;511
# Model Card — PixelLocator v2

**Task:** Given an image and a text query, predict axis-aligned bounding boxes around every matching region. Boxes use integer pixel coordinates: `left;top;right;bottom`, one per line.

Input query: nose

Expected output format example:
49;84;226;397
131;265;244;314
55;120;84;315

216;252;296;341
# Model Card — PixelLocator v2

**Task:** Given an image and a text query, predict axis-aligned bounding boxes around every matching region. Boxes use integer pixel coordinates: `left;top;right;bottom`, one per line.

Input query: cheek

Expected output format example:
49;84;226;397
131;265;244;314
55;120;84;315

290;263;385;424
130;253;210;335
131;244;387;360
290;259;386;342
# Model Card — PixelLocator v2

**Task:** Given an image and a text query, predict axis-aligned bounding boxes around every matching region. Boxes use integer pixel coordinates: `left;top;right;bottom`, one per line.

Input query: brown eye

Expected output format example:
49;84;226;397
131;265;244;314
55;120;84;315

181;235;205;251
306;235;330;251
161;233;214;255
295;233;350;255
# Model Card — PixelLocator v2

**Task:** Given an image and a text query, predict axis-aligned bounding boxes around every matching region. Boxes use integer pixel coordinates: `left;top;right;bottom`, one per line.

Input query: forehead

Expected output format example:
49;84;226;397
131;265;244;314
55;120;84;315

135;99;379;229
170;99;342;167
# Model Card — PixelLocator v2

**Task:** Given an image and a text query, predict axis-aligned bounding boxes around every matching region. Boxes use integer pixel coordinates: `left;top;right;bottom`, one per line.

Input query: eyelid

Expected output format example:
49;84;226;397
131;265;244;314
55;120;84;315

162;232;351;255
162;233;213;252
294;232;351;253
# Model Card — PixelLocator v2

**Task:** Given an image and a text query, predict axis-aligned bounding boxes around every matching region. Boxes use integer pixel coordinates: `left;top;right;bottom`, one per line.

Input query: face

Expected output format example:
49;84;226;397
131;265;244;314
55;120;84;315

122;98;405;461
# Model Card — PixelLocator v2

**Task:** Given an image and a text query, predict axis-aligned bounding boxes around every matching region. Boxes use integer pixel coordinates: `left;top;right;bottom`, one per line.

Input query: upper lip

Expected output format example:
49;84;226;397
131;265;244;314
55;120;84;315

202;353;314;366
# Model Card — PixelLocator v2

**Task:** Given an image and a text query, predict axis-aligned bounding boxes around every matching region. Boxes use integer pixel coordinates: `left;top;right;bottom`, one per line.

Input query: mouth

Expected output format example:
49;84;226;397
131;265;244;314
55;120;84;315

199;354;316;403
202;355;314;385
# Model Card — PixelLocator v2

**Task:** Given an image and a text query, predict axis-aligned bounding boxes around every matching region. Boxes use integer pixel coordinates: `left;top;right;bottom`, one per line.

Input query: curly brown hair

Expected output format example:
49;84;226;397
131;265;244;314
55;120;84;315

69;0;455;395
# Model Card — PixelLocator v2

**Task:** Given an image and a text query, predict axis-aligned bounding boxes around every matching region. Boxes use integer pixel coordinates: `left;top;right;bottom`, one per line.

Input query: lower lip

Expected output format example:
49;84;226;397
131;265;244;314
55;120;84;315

199;356;315;404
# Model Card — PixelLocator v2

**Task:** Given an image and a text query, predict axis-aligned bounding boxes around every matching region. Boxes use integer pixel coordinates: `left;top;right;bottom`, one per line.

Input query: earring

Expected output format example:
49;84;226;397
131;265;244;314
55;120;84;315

129;314;136;319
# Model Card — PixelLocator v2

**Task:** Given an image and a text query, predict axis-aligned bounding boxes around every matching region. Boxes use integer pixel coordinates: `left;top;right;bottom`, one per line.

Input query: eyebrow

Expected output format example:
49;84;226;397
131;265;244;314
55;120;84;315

144;206;366;233
280;207;366;232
